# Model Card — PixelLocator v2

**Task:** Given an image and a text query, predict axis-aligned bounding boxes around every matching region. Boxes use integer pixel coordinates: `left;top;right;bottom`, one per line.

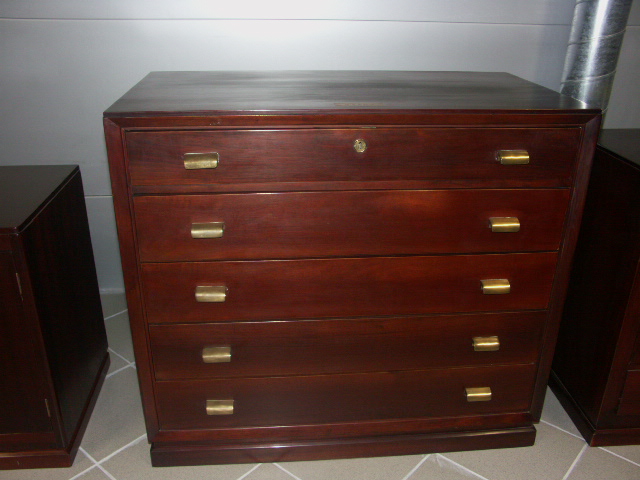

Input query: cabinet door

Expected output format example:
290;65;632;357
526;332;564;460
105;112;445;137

0;250;55;445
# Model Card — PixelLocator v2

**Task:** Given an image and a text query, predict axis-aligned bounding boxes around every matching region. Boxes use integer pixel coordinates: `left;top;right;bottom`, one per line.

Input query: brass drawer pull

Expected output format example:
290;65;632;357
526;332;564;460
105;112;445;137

481;279;510;295
465;387;492;402
202;346;232;363
195;286;227;302
184;152;220;170
497;150;529;165
473;336;500;352
191;222;225;239
489;217;520;233
353;139;367;153
206;399;234;415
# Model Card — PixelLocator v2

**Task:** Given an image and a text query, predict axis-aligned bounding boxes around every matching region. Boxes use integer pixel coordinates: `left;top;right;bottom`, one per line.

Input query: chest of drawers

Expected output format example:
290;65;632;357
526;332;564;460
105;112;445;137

104;71;600;466
551;129;640;445
0;166;108;469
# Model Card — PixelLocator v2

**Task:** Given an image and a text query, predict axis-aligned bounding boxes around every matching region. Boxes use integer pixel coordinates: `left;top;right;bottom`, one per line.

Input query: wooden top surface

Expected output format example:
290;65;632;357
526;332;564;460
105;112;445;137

0;165;78;233
598;129;640;168
104;71;597;117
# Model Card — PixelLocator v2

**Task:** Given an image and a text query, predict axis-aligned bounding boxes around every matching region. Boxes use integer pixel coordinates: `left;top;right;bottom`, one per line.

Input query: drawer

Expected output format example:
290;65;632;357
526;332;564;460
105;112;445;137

141;253;557;324
126;128;580;187
134;189;569;262
154;364;537;430
149;312;545;380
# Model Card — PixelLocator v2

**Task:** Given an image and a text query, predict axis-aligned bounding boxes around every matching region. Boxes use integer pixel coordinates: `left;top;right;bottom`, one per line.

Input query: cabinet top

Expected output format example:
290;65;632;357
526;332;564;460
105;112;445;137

0;165;78;233
599;129;640;169
104;71;597;118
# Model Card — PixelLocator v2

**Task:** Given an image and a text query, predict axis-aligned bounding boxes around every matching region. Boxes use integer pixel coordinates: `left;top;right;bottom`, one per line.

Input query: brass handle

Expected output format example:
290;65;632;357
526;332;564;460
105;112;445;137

191;222;225;239
481;279;511;295
497;150;529;165
195;286;227;302
206;399;234;415
465;387;492;402
202;346;232;363
184;152;220;169
489;217;520;233
353;139;367;153
473;336;500;352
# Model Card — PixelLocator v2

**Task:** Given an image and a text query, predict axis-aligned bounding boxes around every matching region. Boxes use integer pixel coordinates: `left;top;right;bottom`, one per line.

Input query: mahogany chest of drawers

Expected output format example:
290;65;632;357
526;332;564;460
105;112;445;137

0;165;108;469
104;71;600;466
552;129;640;446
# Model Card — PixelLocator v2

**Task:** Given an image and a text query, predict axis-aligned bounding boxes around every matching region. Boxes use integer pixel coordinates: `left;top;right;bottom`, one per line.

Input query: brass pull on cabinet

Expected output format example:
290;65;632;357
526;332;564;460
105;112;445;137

206;399;234;415
473;336;500;351
184;152;220;170
489;217;520;233
481;279;511;295
191;222;225;239
202;346;232;363
497;150;529;165
465;387;492;402
195;286;227;302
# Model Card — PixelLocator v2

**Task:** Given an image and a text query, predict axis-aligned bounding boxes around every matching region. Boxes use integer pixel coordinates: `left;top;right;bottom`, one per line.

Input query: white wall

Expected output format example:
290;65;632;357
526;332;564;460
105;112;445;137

1;1;638;292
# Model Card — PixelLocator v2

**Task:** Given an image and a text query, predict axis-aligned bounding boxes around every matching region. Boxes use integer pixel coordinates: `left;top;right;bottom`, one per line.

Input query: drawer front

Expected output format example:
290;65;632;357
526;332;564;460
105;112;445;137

135;189;569;262
126;128;580;187
141;253;557;324
155;364;537;430
149;312;546;380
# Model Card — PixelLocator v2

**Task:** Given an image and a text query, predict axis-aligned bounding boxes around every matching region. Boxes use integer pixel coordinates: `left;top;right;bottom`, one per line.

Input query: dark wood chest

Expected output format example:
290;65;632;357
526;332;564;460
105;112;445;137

0;165;109;469
552;129;640;446
104;71;600;466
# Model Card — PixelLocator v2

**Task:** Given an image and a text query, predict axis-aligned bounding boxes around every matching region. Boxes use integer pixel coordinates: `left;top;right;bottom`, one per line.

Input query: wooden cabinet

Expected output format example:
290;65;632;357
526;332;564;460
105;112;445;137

551;129;640;446
0;165;109;469
103;71;601;466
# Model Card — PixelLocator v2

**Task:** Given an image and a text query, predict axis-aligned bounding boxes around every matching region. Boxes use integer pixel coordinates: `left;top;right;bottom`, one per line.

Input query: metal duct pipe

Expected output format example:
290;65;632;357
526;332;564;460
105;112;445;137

560;0;633;114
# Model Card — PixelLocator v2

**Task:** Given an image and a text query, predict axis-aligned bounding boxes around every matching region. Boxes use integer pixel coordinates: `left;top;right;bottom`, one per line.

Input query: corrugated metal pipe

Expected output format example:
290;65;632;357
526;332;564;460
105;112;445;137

560;0;633;114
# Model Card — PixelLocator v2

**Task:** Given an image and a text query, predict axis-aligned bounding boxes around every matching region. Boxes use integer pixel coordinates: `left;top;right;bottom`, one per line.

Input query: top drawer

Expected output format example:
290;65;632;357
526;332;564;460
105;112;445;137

125;128;581;187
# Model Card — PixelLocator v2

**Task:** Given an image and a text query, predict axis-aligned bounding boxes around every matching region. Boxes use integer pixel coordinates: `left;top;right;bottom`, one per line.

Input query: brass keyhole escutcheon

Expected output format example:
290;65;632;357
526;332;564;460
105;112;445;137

353;139;367;153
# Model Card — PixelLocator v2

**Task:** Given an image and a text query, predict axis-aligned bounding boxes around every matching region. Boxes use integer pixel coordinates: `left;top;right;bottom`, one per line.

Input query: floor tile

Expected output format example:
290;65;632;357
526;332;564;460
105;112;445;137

566;446;640;479
100;438;259;480
243;464;297;480
282;454;425;480
105;311;135;362
74;466;114;480
540;387;582;438
601;444;640;465
107;351;130;375
407;454;485;480
0;450;94;480
100;292;128;319
442;423;586;480
80;367;146;462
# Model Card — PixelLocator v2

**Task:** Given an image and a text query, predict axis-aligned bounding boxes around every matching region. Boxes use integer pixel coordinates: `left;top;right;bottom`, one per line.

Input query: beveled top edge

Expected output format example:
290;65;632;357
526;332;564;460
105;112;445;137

105;71;598;118
0;165;79;233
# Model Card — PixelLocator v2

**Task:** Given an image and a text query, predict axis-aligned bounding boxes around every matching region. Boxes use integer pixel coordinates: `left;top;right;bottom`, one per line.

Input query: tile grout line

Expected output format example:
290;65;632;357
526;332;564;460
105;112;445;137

83;434;148;468
599;447;640;468
234;463;263;480
561;443;589;480
274;462;305;480
106;363;136;379
436;454;492;480
103;309;128;322
400;454;431;480
107;347;134;365
66;449;100;480
96;464;119;480
539;419;585;440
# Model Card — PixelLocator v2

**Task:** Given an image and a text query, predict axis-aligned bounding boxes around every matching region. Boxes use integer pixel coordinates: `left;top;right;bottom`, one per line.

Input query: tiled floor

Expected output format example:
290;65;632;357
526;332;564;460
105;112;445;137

4;294;640;480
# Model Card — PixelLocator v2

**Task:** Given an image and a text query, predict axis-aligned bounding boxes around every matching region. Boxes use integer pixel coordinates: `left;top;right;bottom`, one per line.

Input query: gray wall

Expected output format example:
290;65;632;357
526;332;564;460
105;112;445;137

1;1;638;292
